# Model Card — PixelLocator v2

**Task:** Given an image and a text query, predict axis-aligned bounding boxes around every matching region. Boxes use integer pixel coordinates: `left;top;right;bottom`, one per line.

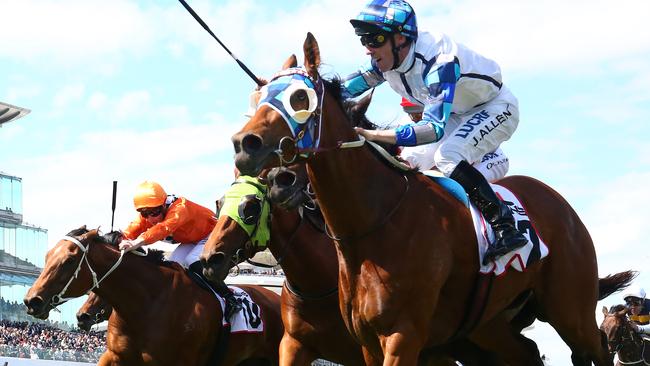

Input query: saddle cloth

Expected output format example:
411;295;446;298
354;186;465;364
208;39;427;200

216;286;264;333
471;185;549;276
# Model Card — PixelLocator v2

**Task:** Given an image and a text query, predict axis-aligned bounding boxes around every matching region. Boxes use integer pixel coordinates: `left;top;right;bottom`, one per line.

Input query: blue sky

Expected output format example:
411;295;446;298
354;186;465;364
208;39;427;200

1;0;649;363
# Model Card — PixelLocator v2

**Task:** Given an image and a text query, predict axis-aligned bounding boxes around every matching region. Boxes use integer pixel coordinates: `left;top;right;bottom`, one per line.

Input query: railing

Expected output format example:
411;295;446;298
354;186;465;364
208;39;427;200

0;345;103;363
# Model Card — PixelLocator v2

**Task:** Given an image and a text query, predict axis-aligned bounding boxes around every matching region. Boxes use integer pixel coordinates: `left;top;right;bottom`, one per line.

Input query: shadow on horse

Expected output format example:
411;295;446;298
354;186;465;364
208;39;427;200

600;305;650;366
77;291;112;332
230;32;634;365
24;227;284;365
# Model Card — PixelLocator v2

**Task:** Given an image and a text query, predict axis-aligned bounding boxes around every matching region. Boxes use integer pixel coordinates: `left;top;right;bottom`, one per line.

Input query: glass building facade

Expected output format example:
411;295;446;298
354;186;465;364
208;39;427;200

0;172;85;328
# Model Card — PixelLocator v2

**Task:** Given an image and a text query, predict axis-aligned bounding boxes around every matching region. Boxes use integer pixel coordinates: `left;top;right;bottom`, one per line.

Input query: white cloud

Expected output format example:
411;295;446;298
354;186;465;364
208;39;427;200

87;92;108;110
114;91;151;120
10;121;236;246
53;84;85;110
0;0;156;68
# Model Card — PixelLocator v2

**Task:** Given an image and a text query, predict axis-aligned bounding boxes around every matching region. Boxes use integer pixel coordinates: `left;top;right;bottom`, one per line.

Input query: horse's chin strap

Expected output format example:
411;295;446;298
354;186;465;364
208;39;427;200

51;235;128;307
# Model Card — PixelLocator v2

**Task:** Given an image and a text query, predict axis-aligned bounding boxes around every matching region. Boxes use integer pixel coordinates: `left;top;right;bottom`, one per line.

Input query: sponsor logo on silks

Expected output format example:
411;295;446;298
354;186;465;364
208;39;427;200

486;157;508;171
454;105;513;147
481;152;500;163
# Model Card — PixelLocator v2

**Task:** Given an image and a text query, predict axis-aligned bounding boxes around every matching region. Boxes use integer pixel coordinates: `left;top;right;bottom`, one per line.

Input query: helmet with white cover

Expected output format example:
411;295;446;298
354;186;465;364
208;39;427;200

623;285;646;301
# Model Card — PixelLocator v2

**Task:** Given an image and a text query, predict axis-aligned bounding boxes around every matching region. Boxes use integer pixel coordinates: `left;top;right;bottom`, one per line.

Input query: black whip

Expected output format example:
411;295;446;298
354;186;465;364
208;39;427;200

178;0;263;87
111;181;117;232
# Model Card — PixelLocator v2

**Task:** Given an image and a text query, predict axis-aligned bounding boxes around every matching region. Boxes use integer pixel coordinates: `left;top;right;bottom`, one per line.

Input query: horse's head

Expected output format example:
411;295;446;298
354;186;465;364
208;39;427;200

76;292;112;332
24;226;102;319
267;163;313;210
232;33;360;177
600;304;638;356
201;176;271;282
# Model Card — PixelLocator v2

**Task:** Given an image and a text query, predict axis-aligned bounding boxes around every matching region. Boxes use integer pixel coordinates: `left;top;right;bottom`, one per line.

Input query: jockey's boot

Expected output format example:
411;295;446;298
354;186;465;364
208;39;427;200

214;281;242;322
188;261;241;321
450;160;528;265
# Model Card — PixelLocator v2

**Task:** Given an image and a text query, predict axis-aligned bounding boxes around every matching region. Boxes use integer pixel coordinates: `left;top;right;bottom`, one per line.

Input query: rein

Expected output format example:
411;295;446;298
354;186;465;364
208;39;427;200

51;235;141;307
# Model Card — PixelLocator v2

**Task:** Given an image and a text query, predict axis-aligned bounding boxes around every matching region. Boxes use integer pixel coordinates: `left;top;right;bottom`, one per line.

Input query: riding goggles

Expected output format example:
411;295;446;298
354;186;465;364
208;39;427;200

360;32;389;48
138;206;164;218
626;298;644;306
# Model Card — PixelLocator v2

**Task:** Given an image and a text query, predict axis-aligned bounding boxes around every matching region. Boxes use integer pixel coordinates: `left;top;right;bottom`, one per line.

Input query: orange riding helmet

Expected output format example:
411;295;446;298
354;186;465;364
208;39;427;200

133;181;167;210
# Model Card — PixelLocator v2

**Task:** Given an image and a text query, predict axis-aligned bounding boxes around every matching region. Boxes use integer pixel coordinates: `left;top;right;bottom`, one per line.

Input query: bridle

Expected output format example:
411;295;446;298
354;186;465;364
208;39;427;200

50;234;142;307
606;313;650;365
259;68;367;167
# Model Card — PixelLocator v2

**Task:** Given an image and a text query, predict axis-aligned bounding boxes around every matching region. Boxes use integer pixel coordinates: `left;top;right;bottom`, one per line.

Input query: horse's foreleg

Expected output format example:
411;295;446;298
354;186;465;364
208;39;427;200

363;346;383;366
278;334;316;366
379;329;426;366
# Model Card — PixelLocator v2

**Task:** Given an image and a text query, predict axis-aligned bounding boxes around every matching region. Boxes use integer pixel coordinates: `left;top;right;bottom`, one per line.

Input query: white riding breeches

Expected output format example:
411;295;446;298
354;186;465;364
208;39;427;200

400;86;518;181
168;236;209;268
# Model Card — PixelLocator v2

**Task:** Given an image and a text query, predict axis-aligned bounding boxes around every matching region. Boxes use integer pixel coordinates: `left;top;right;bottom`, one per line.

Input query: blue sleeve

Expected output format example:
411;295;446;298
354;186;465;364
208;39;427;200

423;60;461;135
342;60;385;99
394;60;460;146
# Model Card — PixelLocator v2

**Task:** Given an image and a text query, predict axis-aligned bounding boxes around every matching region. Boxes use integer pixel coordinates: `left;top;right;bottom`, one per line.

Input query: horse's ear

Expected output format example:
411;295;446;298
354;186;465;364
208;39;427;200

602;306;608;316
83;228;99;240
303;32;321;80
282;54;297;70
354;90;374;115
617;307;629;317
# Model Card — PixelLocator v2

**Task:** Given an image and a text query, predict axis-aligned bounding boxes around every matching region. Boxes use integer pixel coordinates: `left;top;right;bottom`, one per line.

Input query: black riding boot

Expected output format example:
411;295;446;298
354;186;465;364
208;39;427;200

188;261;241;320
450;160;528;265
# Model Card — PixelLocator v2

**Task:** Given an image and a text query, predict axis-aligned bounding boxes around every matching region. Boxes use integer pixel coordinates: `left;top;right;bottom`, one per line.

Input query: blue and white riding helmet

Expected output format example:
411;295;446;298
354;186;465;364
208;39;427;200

350;0;418;41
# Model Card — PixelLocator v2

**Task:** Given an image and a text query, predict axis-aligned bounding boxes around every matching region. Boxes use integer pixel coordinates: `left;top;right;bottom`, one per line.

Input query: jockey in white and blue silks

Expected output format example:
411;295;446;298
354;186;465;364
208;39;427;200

344;0;527;265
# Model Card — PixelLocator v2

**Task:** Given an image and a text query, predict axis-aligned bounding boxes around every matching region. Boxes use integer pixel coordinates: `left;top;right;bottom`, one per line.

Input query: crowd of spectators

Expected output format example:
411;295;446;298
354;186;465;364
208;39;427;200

0;320;105;362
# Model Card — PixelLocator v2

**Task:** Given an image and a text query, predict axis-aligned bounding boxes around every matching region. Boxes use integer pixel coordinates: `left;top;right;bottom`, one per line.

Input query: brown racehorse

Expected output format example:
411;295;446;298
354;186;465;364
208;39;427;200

600;305;650;366
24;227;284;366
202;169;523;366
201;174;366;366
230;32;634;365
77;291;112;332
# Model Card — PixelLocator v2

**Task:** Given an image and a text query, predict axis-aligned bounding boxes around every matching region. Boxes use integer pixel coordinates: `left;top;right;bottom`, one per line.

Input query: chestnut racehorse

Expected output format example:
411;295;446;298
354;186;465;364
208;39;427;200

230;32;633;365
201;174;366;366
77;291;112;332
600;305;650;366
24;227;283;365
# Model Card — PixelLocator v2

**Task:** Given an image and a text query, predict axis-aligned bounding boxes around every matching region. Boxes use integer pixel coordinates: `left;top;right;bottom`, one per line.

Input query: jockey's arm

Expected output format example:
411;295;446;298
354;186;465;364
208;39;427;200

358;61;458;147
638;323;650;334
342;60;384;99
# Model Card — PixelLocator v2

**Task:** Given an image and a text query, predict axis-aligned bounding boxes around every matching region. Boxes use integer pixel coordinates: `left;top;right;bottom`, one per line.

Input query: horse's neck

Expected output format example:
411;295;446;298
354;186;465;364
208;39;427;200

269;207;338;293
308;101;406;242
90;246;172;321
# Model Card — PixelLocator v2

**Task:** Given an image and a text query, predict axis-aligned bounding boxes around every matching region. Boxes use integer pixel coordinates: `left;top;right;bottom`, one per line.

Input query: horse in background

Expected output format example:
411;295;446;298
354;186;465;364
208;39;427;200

600;305;650;365
77;292;112;332
24;227;283;365
231;32;634;365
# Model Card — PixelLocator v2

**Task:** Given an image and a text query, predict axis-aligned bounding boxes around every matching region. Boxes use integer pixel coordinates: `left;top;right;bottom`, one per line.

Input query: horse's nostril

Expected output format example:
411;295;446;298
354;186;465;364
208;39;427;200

24;296;43;310
275;170;297;188
241;134;263;154
77;312;91;322
207;252;226;267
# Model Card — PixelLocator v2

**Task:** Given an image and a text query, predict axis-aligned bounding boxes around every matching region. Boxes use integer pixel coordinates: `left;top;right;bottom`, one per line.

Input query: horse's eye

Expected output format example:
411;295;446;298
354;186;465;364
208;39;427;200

290;89;309;110
238;195;262;225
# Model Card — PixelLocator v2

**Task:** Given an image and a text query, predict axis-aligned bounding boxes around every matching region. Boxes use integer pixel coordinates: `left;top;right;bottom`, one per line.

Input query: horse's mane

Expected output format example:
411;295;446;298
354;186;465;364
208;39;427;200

66;227;170;266
609;304;627;313
323;77;400;156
